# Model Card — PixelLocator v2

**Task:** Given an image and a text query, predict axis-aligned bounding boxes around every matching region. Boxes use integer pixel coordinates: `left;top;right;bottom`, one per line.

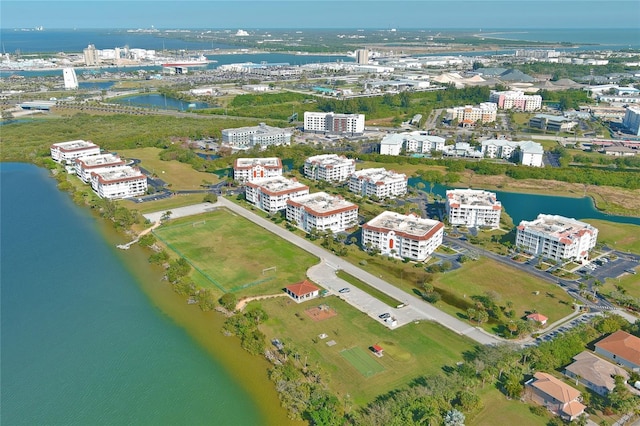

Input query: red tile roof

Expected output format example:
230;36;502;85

285;280;320;297
527;313;548;323
532;372;581;404
595;330;640;366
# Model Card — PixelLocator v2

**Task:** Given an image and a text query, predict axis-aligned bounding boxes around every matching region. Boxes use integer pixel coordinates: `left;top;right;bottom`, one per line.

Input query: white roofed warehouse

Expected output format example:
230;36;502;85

348;168;408;199
245;176;310;214
445;189;502;229
304;154;356;183
516;214;598;262
233;157;283;183
50;140;101;164
286;192;359;233
362;211;444;261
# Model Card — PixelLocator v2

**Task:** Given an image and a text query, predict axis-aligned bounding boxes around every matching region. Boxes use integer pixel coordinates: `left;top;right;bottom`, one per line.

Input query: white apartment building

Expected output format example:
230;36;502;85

516;214;599;262
622;106;640;136
481;139;544;167
379;131;446;156
445;189;502;228
90;167;147;199
233;157;283;183
286;192;359;233
75;153;126;183
362;211;444;261
489;90;542;111
446;102;497;124
50;140;101;164
303;111;365;135
222;123;292;149
245;176;309;214
304;154;356;183
349;168;407;199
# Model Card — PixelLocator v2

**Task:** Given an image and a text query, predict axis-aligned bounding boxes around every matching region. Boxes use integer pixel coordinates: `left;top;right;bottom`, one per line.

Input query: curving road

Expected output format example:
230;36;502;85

216;197;502;345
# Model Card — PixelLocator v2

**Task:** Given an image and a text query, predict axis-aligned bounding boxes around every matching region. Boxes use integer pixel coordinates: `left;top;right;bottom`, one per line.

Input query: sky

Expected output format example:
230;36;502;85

2;1;639;29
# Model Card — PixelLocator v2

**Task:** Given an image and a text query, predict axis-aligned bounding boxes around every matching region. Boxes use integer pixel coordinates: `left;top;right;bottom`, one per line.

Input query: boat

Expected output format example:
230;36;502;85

162;54;210;68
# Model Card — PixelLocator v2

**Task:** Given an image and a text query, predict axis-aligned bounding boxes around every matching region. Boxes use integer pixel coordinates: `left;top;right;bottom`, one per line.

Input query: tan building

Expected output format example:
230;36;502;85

525;372;586;421
564;351;630;396
594;330;640;370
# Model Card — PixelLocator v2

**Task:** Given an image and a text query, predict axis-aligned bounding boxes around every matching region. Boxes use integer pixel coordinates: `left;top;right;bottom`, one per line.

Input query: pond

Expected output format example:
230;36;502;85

113;94;209;111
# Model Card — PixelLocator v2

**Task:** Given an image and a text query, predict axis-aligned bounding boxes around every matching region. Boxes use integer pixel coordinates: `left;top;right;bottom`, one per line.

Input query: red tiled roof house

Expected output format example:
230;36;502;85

284;280;320;303
594;330;640;370
525;372;586;421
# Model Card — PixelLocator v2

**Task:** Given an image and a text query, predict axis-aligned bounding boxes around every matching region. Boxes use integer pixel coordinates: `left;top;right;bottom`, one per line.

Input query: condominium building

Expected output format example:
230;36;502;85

222;123;292;149
481;139;544;167
245;176;309;214
233;157;283;183
50;140;101;164
446;102;497;124
286;192;359;233
75;153;126;183
516;214;598;262
348;168;407;199
379;131;446;155
303;111;365;135
622;106;640;136
445;189;502;228
90;166;147;199
304;154;356;183
362;211;444;261
489;90;542;111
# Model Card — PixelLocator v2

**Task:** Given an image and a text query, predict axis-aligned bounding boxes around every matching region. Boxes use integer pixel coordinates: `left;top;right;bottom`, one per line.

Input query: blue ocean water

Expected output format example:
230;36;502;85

0;163;264;425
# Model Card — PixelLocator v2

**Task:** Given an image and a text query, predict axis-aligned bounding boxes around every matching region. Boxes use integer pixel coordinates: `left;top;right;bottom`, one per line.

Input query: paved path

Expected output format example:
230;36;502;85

143;202;221;223
214;197;502;345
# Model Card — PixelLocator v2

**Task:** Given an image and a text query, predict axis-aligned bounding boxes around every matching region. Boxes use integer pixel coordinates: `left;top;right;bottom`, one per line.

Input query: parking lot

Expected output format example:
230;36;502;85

535;313;602;344
576;253;639;282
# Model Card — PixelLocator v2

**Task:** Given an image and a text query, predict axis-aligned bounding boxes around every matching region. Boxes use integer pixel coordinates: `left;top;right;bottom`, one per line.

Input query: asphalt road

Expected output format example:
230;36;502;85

216;197;502;345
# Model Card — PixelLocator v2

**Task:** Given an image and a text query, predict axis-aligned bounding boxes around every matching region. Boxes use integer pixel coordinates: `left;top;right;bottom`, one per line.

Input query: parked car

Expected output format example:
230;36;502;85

338;287;350;293
378;313;391;319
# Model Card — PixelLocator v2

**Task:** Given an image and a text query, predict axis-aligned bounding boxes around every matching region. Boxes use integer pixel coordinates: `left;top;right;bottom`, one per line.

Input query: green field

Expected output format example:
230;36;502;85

258;296;475;405
583;219;640;254
340;347;385;378
153;209;318;294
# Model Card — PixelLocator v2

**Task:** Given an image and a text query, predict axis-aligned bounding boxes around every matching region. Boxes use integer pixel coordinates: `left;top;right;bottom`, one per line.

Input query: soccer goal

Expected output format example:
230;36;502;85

262;266;277;275
192;220;206;227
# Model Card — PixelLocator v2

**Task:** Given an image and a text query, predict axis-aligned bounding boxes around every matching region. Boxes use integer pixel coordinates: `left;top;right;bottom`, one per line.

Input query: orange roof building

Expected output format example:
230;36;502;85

526;313;548;325
525;372;586;421
595;330;640;370
284;280;320;303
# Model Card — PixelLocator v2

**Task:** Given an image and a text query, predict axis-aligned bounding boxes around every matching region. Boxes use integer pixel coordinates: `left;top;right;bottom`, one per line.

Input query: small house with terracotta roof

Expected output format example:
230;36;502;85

284;280;320;303
526;312;548;326
371;345;384;357
595;330;640;370
525;372;586;421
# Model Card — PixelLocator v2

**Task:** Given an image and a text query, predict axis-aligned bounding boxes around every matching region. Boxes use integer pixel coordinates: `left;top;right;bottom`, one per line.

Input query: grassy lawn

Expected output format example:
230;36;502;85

430;258;574;333
336;271;403;307
470;386;549;426
153;208;318;295
118;147;221;190
582;219;640;254
122;193;210;215
257;295;476;406
602;271;640;299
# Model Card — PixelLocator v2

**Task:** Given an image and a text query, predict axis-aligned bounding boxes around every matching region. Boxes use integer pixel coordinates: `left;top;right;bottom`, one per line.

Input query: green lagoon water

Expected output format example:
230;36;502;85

0;163;266;425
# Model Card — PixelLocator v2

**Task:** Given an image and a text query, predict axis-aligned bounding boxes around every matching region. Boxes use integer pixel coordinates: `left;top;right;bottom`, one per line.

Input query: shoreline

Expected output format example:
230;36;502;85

74;175;297;426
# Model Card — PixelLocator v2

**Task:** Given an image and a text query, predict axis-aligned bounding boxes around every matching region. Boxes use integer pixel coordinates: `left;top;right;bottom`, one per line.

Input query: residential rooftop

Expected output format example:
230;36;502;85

364;211;443;240
93;166;144;182
51;139;99;151
351;168;406;183
246;176;308;196
75;153;124;167
234;157;282;169
288;191;357;216
518;214;597;243
305;154;355;167
446;189;501;209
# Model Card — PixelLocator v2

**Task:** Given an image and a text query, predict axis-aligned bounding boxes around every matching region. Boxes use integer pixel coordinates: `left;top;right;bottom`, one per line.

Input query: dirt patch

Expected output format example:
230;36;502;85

305;304;338;322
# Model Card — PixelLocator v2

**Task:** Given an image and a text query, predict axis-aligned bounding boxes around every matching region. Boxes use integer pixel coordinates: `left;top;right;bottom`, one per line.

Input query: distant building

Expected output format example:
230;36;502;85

445;189;502;228
622;106;640;136
245;176;309;214
524;372;586;422
446;102;497;125
222;123;292;149
83;44;100;66
233;157;283;183
516;214;598;262
348;168;408;199
304;154;356;183
489;90;542;111
90;166;147;199
481;139;544;167
303;111;365;135
286;192;358;233
74;153;126;183
62;68;78;90
362;211;444;261
50;140;101;164
594;330;640;371
529;114;577;132
564;351;629;396
355;49;369;64
379;131;446;156
526;313;548;325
